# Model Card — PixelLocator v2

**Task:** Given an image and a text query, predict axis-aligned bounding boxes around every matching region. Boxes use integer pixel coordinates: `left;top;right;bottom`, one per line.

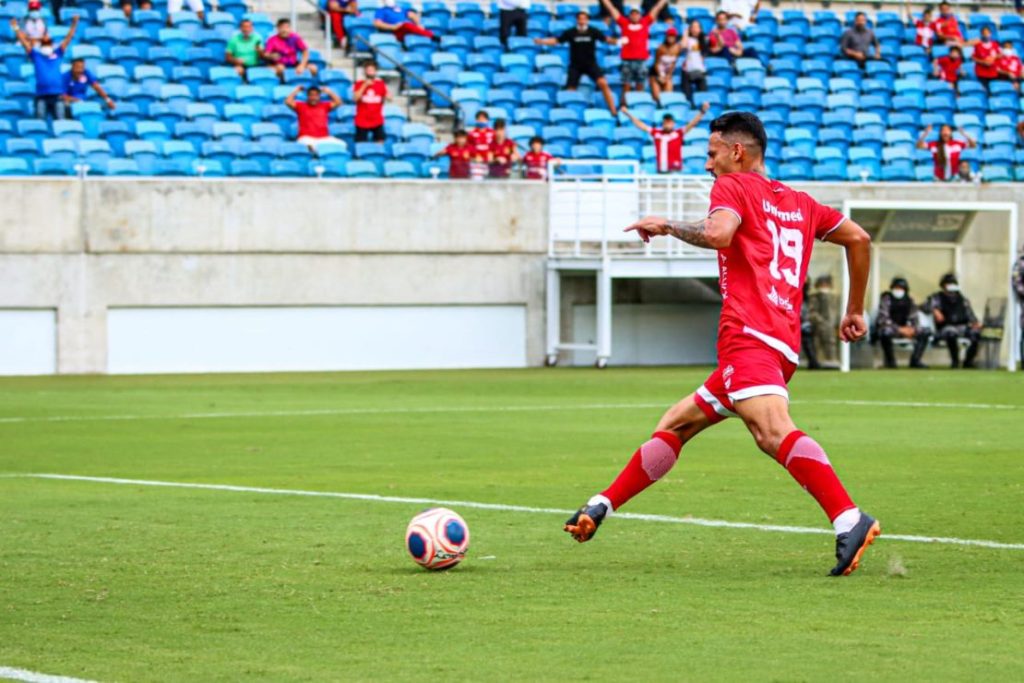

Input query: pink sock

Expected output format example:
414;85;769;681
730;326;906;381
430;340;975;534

601;431;682;510
776;430;856;522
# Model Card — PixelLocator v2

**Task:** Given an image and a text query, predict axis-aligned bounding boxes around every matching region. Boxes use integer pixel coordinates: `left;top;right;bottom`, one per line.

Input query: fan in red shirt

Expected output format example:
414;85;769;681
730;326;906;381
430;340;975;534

467;110;495;157
563;111;881;579
972;26;999;85
914;8;935;51
284;85;344;150
598;0;670;99
917;123;977;180
997;41;1023;90
488;119;520;178
522;136;557;180
933;45;963;88
621;101;710;173
435;129;473;179
931;2;964;46
353;60;389;142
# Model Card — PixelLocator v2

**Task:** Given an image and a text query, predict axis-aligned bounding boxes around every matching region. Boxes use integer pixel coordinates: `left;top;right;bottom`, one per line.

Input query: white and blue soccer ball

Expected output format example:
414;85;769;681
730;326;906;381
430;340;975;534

405;508;470;570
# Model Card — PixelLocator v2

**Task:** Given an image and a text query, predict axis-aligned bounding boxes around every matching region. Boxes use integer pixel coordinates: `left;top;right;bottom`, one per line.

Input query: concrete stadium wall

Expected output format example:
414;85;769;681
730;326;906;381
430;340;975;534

0;178;1021;374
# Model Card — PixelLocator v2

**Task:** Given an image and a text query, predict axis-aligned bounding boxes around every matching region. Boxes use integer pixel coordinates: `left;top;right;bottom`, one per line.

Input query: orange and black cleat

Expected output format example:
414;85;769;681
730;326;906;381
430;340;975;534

830;512;882;576
564;499;610;543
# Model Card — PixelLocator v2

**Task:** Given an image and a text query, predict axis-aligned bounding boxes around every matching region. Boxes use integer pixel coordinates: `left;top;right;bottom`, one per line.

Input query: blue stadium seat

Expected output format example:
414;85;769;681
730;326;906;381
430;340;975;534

79;139;113;168
136;120;171;142
345;160;379;178
106;159;141;176
33;158;75;176
268;159;306;177
383;159;419;178
99;121;132;155
42;139;78;165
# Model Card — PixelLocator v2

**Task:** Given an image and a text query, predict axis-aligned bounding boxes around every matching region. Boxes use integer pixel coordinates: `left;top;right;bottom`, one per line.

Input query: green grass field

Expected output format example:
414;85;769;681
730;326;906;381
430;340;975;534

1;368;1023;682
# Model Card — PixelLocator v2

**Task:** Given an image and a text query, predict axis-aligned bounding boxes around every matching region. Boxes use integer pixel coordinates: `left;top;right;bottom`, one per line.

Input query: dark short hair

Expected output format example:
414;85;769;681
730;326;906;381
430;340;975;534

576;10;588;18
454;128;468;137
240;17;252;23
940;272;958;286
715;10;727;18
475;110;490;120
662;114;675;123
71;57;85;64
362;60;378;69
529;135;544;145
709;111;767;157
306;86;321;94
276;18;290;26
494;118;507;129
855;11;866;19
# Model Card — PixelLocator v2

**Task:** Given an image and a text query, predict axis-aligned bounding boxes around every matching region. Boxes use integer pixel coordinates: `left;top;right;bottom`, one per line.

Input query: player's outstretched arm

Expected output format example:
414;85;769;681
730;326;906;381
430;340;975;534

825;218;872;342
625;209;739;249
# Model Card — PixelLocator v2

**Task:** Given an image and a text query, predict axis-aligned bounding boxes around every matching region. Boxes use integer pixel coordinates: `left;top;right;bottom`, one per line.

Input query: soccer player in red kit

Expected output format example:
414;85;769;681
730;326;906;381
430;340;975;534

564;112;881;577
621;101;710;173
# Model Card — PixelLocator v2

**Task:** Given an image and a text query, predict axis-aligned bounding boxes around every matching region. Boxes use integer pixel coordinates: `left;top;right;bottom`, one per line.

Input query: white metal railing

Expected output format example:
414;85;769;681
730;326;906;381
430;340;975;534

548;160;714;259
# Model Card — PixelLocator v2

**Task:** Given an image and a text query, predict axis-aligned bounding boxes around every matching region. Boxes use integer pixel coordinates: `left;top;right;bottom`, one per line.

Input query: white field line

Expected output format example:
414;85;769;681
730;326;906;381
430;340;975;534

0;398;1019;425
10;473;1024;551
0;666;97;683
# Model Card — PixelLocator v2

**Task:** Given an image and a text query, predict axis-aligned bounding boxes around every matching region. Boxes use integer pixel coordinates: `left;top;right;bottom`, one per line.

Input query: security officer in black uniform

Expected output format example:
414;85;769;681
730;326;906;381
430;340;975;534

876;276;930;369
927;273;981;369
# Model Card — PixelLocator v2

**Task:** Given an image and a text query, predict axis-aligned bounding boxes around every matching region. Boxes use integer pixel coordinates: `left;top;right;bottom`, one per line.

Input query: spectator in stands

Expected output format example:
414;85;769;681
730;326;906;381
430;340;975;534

708;11;753;63
325;0;358;51
913;7;935;54
719;0;759;30
523;136;557;180
876;276;930;369
372;0;436;45
918;123;976;180
840;12;881;69
10;15;78;121
497;0;529;48
679;20;708;104
62;57;115;111
973;26;1000;90
932;1;965;47
620;102;709;173
997;40;1022;91
954;159;979;183
807;274;839;366
121;0;154;21
489;120;519;178
927;273;981;368
166;0;204;27
225;19;265;80
22;0;47;47
649;26;681;106
599;0;670;101
265;19;318;83
535;12;618;114
353;60;388;142
435;129;472;179
1013;249;1024;368
934;45;964;91
468;110;494;158
285;85;343;150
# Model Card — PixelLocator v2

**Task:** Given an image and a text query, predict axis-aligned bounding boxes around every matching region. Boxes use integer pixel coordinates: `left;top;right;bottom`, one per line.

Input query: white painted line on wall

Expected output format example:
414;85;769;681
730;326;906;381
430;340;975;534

0;666;97;683
0;397;1019;425
10;473;1024;551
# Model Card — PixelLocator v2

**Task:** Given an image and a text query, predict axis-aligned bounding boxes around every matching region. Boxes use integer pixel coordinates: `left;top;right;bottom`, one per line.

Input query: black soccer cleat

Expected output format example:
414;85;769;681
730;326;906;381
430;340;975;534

830;512;882;577
564;499;610;543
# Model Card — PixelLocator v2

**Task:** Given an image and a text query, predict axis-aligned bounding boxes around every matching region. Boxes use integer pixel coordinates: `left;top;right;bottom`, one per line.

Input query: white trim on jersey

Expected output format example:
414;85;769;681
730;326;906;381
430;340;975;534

818;215;846;241
741;325;801;365
728;384;790;402
708;205;742;225
697;385;737;417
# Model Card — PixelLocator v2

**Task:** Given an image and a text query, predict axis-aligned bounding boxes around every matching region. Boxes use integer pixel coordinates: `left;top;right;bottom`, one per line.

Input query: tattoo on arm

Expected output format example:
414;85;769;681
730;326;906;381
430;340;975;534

667;219;714;248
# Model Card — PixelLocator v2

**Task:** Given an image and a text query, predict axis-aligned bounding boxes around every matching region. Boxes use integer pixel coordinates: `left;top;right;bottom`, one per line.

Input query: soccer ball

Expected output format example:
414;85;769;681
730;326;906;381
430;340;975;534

405;508;470;570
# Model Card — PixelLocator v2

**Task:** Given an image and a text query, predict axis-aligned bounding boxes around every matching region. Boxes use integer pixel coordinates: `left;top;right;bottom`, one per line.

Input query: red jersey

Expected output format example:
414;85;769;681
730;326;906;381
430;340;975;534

467;126;494;157
914;19;934;48
445;142;473;178
523;150;554;179
936;55;962;82
616;15;653;60
927;139;966;180
997;53;1023;78
708;172;845;364
353;79;387;129
650;127;683;173
489;138;517;178
973;40;999;78
931;15;963;42
294;101;331;138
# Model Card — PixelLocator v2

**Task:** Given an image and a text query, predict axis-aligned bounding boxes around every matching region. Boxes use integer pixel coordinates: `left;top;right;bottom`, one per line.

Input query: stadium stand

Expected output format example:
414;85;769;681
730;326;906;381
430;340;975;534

1;1;1024;179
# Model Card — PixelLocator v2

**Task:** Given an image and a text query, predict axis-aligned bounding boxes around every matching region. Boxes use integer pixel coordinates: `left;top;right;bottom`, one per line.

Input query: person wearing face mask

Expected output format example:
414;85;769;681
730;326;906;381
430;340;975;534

10;15;79;121
927;273;981;368
22;0;47;47
807;274;839;366
997;41;1022;91
1012;249;1024;369
876;277;930;369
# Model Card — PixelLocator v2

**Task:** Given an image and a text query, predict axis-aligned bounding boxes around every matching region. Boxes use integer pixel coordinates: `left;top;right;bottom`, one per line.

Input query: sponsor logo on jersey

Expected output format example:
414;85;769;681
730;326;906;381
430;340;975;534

762;199;804;224
767;285;794;312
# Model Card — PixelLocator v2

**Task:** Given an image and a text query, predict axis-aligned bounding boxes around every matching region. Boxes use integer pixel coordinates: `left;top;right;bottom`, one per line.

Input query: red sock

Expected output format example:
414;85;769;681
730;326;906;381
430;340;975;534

600;431;682;510
776;430;856;522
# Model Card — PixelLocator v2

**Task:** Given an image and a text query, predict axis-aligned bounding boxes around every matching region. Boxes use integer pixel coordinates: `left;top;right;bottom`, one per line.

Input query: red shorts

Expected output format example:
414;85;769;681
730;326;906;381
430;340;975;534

693;328;797;423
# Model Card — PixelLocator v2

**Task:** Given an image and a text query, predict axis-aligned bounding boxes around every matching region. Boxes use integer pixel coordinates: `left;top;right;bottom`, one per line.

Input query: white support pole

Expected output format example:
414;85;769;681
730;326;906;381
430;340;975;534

1008;203;1019;372
545;266;561;362
595;262;613;367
